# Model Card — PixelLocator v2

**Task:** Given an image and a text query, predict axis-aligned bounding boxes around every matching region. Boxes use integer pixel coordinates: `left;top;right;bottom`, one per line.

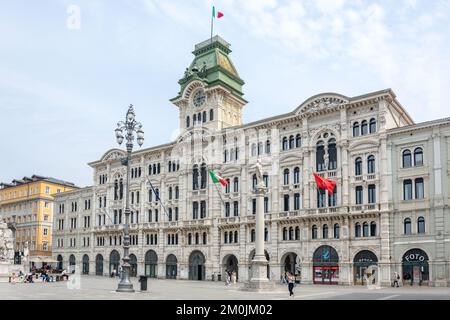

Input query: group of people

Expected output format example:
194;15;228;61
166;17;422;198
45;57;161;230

10;265;69;284
110;266;122;278
225;270;237;286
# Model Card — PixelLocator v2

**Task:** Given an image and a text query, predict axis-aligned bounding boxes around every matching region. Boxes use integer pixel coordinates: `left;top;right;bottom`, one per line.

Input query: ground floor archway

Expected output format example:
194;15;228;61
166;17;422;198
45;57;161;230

189;250;206;281
57;255;63;270
129;254;138;277
281;252;300;282
313;245;339;285
353;250;378;285
109;250;120;276
223;254;239;282
95;254;103;276
82;254;89;275
166;254;177;279
69;254;76;273
145;250;158;278
402;248;429;286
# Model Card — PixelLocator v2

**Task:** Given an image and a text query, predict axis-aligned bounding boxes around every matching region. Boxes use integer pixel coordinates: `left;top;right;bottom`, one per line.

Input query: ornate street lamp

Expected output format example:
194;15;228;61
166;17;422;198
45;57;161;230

115;104;144;292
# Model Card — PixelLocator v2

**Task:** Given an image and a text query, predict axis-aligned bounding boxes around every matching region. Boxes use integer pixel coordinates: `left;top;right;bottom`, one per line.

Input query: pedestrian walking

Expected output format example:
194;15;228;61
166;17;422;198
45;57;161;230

393;272;400;287
287;272;295;298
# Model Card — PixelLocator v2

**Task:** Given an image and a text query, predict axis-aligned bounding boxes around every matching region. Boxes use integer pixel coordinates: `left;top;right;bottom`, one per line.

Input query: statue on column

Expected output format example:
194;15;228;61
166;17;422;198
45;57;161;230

255;159;264;189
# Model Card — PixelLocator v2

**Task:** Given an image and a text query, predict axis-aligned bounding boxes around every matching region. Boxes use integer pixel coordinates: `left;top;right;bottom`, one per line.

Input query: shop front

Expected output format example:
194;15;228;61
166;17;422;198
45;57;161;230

313;245;339;285
353;250;378;285
402;248;429;286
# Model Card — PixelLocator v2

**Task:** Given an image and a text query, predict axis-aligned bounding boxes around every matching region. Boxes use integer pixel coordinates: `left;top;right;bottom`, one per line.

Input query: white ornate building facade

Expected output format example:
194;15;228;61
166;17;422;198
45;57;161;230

52;36;450;287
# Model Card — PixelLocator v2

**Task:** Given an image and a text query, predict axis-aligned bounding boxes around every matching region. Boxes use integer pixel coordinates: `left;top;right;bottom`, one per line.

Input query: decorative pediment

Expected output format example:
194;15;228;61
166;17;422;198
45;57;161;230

295;93;349;115
100;149;126;162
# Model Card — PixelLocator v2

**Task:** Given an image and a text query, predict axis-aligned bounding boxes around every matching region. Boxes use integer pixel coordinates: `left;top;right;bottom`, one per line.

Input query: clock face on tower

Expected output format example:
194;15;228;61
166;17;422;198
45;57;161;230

193;89;206;107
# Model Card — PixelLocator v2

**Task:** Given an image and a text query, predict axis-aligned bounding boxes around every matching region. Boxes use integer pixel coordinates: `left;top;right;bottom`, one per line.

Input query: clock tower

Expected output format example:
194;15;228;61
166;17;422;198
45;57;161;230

170;36;247;134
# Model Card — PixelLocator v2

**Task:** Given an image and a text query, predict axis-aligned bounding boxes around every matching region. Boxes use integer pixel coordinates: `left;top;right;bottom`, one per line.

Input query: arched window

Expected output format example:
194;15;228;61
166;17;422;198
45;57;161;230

402;150;412;168
370;221;376;236
188;233;192;245
251;229;256;242
224;150;228;163
334;223;340;239
263;175;269;188
282;137;288;151
355;157;362;176
251;143;256;157
355;223;361;237
200;163;207;189
317;189;326;208
283;194;290;211
252;174;257;190
367;155;375;174
186;116;190;128
361;120;368;135
228;231;233;244
363;222;369;237
368;184;376;204
295;134;301;148
312;225;318;239
369;118;377;133
233;177;239;192
192;165;199;190
202;111;206;123
283;169;290;185
195;233;199;245
417;216;425;234
353;122;360;137
210;109;214;121
289;227;294;240
198;112;201;123
225;179;231;193
193;114;197;125
257;142;263;155
175;186;179;199
404;218;412;235
266;140;271;154
293;167;300;184
322;224;329;239
294;193;300;210
168;187;173;200
328;138;337;170
403;179;413;200
295;226;300;240
203;232;207;244
316;141;325;171
289;135;294;149
224;232;228;244
415;178;424;199
265;227;269;241
234;231;238;243
225;202;230;217
414;147;423;166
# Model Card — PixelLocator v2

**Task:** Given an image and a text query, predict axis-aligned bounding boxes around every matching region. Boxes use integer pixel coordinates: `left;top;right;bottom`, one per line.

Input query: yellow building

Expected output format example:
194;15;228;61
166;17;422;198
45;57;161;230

0;175;77;261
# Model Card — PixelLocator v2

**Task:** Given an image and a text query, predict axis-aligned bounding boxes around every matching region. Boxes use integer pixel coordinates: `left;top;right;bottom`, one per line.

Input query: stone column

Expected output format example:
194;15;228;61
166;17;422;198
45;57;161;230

243;185;274;291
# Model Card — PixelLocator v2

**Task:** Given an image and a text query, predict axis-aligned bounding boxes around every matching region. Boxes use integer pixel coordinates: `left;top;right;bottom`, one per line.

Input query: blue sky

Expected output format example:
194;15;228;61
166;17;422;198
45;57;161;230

1;0;450;187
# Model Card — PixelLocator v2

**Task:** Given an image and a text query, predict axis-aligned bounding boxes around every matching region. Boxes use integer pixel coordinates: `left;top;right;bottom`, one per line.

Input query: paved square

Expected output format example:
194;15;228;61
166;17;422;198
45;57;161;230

1;276;450;300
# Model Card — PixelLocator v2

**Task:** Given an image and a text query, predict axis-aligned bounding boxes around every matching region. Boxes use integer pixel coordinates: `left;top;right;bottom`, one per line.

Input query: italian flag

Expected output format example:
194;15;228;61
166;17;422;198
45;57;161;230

209;170;228;186
212;6;224;19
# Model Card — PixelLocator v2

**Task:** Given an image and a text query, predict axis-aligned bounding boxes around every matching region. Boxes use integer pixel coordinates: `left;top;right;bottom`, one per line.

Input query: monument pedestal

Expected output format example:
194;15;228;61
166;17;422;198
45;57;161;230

242;256;275;292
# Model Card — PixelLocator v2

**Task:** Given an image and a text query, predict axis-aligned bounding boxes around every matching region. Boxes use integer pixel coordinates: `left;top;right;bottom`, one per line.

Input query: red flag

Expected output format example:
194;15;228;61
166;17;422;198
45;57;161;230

217;11;224;18
313;173;336;194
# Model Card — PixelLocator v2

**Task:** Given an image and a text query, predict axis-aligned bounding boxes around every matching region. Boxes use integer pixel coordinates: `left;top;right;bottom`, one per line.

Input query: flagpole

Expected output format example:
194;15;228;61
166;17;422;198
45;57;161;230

210;8;214;41
146;177;170;219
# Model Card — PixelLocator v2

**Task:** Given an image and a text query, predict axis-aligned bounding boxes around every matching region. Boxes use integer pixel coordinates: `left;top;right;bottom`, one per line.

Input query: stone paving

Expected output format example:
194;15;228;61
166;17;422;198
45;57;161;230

1;276;450;300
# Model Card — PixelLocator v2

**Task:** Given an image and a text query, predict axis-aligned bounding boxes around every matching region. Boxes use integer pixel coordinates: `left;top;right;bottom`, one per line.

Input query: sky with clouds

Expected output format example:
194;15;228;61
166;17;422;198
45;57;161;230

1;0;450;187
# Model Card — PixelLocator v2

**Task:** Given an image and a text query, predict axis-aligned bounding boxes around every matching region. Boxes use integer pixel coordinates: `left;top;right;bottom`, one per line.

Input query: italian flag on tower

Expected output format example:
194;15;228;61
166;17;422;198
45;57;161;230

211;5;224;39
209;170;228;186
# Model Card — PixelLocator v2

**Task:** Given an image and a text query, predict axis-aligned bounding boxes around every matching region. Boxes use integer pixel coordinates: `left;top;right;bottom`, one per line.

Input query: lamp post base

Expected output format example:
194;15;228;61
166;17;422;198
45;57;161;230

116;283;135;293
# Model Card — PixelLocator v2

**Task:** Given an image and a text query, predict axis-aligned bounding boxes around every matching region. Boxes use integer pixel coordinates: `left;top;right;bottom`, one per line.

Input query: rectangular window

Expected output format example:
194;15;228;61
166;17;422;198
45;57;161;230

252;199;256;215
45;186;50;194
294;193;300;210
43;228;48;236
355;186;363;205
284;194;290;212
368;185;376;204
